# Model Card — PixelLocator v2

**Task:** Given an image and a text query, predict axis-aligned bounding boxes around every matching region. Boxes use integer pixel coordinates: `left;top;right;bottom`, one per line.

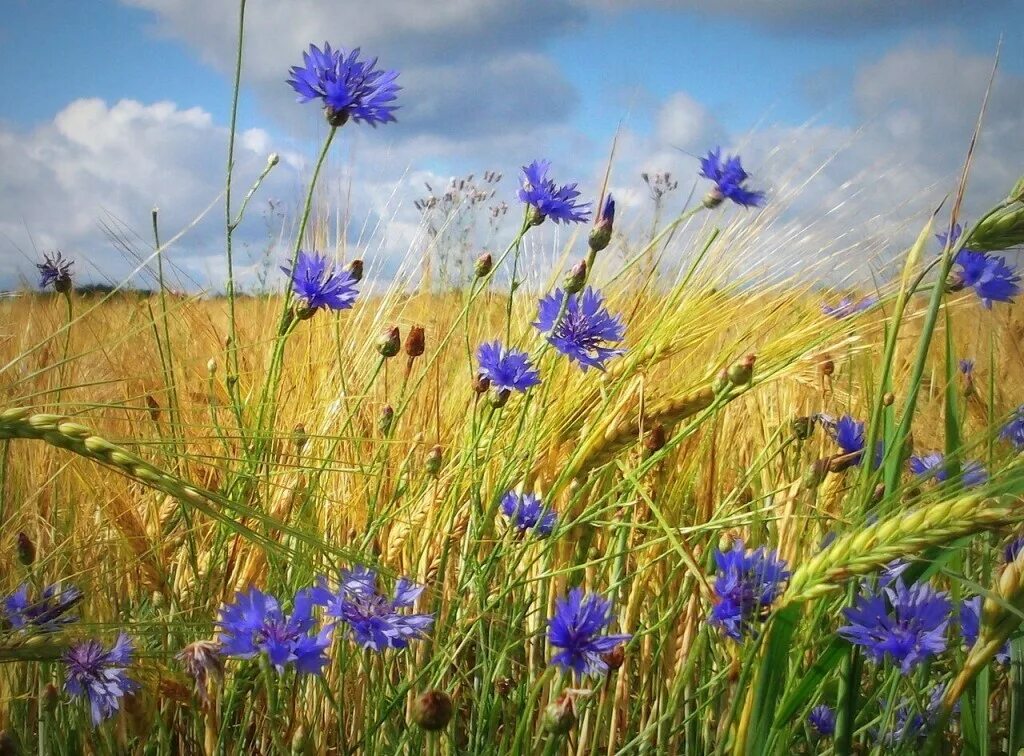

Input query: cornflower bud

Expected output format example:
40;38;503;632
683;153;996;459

588;195;615;253
603;645;626;671
425;445;443;477
206;358;217;376
473;374;491;395
564;260;587;294
146;394;161;421
542;693;576;735
791;416;816;441
411;690;454;731
644;424;666;457
377;326;401;358
378;405;394;435
489;388;511;408
42;683;59;715
292;424;309;453
727;354;756;387
712;369;730;394
819;355;835;377
346;259;364;283
16;532;35;566
405;326;425;359
474;252;493;278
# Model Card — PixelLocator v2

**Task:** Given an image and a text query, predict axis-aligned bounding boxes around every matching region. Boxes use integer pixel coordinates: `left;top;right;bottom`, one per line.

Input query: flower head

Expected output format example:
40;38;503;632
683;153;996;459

708;541;790;640
909;452;988;488
874;688;950;749
589;194;615;252
534;288;625;371
808;705;836;738
1001;405;1024;449
547;588;631;676
282;251;359;314
217;587;331;675
499;491;557;537
518;160;591;225
960;596;1009;663
3;582;81;632
953;249;1021;308
821;296;876;319
959;358;974;376
699;148;765;208
311;566;433;652
838;579;951;674
63;633;139;725
476;341;540;393
176;640;224;705
829;414;883;468
1005;536;1024;563
287;43;399;127
37;251;73;292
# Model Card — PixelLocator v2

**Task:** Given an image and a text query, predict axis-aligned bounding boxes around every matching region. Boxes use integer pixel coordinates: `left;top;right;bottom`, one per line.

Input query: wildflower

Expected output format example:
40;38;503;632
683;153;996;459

177;640;224;705
518;160;591;225
1005;536;1024;563
282;251;359;316
547;588;631;676
474;252;493;278
376;325;401;358
312;566;433;652
874;688;950;749
476;341;540;393
829;414;882;468
821;296;876;319
217;587;331;674
499;491;557;537
959;596;1009;663
909;452;988;488
808;705;836;738
951;249;1021;308
698;148;765;208
708;541;789;640
958;359;974;376
411;690;454;732
838;579;951;673
287;43;399;127
589;194;615;252
63;633;139;725
3;582;81;632
37;251;73;293
534;287;625;371
1000;405;1024;449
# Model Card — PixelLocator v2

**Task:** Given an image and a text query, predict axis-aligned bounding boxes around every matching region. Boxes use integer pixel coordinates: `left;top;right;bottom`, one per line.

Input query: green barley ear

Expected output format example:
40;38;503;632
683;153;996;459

966;183;1024;250
780;494;1023;607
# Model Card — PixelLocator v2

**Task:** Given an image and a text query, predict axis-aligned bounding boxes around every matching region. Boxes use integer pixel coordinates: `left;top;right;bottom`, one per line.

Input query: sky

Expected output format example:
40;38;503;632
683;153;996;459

1;0;1023;291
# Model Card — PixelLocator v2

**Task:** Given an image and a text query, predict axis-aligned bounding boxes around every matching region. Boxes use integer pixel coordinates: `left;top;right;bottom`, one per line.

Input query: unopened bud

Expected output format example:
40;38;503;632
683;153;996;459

473;375;491;394
411;690;454;731
727;354;756;387
377;326;401;358
819;355;834;377
42;683;59;714
802;459;829;489
712;369;730;394
146;394;161;421
564;260;587;294
267;152;280;167
489;388;511;408
474;252;493;278
542;694;576;735
588;195;615;253
292;424;308;452
405;326;425;358
206;358;217;376
966;202;1024;251
883;392;895;407
346;259;364;283
378;405;394;435
528;206;547;227
790;416;815;441
603;644;625;671
702;188;724;209
644;424;666;456
16;532;35;566
425;445;443;476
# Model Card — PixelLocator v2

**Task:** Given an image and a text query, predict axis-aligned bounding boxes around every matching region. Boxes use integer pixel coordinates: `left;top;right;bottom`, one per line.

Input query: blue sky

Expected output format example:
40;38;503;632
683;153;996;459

1;0;1023;289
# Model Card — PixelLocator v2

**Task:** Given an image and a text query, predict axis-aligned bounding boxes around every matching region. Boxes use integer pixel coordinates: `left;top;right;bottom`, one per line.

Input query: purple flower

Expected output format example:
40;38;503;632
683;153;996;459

311;566;433;652
821;296;876;319
1001;405;1024;449
838;579;951;674
709;541;790;640
874;687;950;749
534;287;625;371
960;596;1009;663
699;148;765;208
282;251;359;314
953;249;1021;308
499;491;557;537
1005;536;1024;563
909;452;987;488
3;582;81;632
476;341;540;393
547;588;630;676
217;587;331;675
37;251;73;292
959;359;974;376
287;43;399;127
518;160;591;225
830;414;883;468
936;223;967;250
808;705;836;738
599;195;615;226
63;633;139;725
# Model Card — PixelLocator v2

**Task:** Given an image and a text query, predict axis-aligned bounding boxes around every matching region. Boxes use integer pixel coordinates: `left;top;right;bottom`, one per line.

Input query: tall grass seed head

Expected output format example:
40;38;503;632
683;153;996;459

548;588;631;677
63;633;139;725
287;43;400;127
698;148;765;208
534;288;625;371
966;202;1024;251
821;296;876;319
518;160;592;225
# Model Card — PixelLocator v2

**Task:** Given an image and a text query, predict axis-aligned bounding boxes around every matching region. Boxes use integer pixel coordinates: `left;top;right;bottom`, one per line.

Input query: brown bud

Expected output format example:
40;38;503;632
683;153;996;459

425;445;443;476
727;354;756;387
411;690;454;732
42;683;59;714
405;326;425;358
790;416;816;441
489;388;511;408
542;693;576;735
146;394;161;421
819;354;835;377
474;252;493;278
883;392;895;407
472;374;491;394
376;326;401;358
346;259;364;283
644;424;667;456
378;405;394;435
495;677;515;697
292;424;308;452
603;644;626;671
16;532;34;566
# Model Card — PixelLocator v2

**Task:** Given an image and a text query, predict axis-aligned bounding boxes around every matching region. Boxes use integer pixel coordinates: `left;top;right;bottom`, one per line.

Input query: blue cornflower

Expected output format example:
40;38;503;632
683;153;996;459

476;341;540;393
839;579;951;673
217;587;331;674
699;148;765;208
311;566;433;652
875;688;950;749
518;160;591;225
1001;405;1024;449
708;541;790;640
821;296;876;319
287;43;399;127
808;705;836;738
282;251;359;315
547;588;631;676
1005;536;1024;563
3;582;81;632
909;452;988;488
830;414;883;468
534;287;625;371
499;491;557;537
959;359;974;376
953;249;1021;308
589;194;615;252
936;223;968;250
960;596;1009;663
63;633;139;725
37;251;73;292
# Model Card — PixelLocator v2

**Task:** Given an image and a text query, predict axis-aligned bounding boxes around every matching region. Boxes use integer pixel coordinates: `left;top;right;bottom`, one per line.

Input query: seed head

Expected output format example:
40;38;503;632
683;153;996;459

411;690;454;731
